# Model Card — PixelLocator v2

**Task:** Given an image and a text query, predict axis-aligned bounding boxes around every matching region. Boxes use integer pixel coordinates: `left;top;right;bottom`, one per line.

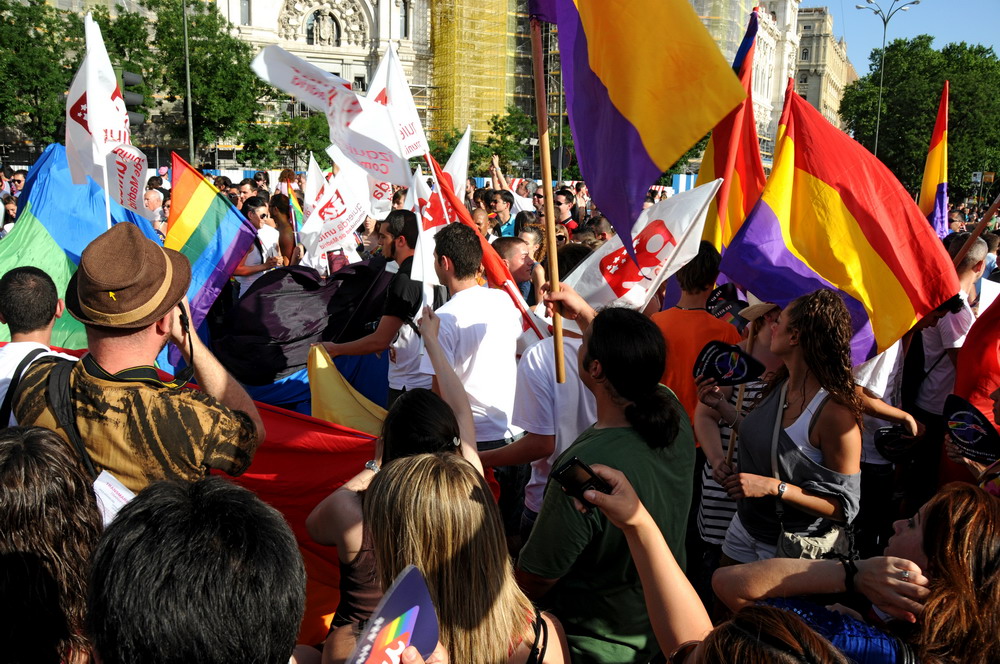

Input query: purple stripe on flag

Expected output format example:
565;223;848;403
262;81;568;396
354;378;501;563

720;199;877;364
528;0;557;22
554;0;662;257
929;182;949;239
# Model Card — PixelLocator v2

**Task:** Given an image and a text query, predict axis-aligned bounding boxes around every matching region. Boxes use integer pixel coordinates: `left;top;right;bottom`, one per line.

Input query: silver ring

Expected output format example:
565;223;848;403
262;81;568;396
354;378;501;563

901;570;910;581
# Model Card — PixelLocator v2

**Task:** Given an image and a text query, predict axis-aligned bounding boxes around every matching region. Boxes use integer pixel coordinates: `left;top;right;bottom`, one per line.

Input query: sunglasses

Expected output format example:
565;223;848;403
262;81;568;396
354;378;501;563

11;179;24;184
555;235;568;243
532;193;544;199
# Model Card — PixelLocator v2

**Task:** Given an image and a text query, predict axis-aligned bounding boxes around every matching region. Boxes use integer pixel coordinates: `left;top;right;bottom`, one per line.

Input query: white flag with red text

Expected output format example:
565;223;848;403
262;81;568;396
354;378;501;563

65;13;151;219
365;43;429;162
304;152;327;218
562;180;721;321
408;165;448;289
299;169;369;267
253;46;412;185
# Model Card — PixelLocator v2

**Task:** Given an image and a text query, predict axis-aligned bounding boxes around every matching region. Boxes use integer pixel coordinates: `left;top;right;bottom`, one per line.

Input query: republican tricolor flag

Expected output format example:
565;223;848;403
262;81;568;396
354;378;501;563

919;81;949;238
721;82;959;364
696;8;766;251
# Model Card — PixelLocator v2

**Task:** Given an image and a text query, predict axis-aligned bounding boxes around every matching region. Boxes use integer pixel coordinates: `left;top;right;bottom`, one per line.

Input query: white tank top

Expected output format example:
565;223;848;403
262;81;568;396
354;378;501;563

783;387;828;464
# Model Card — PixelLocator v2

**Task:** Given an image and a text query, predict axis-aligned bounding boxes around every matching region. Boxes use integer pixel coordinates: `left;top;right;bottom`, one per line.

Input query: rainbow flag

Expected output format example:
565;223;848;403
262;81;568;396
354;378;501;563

720;83;960;365
530;0;745;256
696;8;766;251
919;81;949;238
0;144;158;349
289;189;305;233
165;152;257;327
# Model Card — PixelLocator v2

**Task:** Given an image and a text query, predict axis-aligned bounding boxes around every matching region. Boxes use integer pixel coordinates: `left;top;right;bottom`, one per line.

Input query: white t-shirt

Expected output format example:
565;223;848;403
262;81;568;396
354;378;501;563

853;340;903;465
916;292;975;415
0;342;78;426
512;192;534;215
513;336;597;512
235;225;280;294
419;286;523;441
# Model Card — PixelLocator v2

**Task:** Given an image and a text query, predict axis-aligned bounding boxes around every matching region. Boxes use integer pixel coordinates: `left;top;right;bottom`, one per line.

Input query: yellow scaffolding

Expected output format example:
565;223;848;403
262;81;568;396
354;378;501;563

430;0;508;141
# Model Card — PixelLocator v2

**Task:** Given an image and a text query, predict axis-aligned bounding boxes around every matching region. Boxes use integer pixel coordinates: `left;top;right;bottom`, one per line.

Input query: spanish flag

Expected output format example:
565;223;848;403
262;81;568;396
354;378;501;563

697;8;766;251
721;81;959;364
918;81;949;238
530;0;745;257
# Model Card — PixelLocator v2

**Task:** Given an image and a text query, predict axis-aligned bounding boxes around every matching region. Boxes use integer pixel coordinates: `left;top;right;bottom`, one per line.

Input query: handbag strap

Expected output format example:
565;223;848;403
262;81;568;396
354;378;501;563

46;359;98;480
770;382;789;521
0;347;45;426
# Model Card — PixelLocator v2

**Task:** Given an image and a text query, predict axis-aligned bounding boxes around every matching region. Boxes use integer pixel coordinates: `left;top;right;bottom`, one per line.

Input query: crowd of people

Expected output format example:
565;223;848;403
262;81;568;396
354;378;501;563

0;149;999;664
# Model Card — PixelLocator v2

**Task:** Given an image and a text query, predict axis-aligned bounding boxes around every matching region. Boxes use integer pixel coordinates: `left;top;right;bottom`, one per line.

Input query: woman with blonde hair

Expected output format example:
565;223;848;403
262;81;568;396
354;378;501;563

364;453;569;664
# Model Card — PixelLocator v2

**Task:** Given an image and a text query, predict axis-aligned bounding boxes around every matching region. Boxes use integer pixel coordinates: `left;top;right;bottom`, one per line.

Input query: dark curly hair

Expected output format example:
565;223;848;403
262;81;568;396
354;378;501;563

767;289;864;424
702;605;850;663
0;427;102;662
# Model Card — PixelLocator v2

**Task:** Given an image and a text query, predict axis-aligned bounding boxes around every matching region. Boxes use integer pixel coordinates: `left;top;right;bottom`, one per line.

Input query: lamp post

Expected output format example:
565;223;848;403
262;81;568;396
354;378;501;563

855;0;920;158
182;0;196;165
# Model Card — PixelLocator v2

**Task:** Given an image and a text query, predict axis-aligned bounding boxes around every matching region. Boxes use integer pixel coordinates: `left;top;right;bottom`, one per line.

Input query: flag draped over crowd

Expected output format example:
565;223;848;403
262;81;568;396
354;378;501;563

720;83;961;365
696;8;767;251
0;144;158;348
529;0;746;254
919;81;950;239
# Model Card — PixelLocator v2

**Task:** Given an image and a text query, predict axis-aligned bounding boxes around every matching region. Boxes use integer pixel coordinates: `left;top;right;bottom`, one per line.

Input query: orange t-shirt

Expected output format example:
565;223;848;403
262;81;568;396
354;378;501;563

650;308;742;427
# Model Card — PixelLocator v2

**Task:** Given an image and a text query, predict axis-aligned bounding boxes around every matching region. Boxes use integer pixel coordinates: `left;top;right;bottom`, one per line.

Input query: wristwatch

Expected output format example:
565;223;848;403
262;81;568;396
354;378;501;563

365;459;381;474
776;482;788;499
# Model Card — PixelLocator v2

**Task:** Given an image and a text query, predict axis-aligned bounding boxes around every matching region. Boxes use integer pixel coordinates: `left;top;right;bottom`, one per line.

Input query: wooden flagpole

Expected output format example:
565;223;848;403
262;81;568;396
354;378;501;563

531;18;565;384
724;324;756;467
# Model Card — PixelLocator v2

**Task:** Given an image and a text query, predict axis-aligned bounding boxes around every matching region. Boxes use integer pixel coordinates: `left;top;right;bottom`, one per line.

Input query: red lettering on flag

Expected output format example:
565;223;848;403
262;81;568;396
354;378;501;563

599;219;677;297
374;88;388;106
417;196;447;231
69;93;89;132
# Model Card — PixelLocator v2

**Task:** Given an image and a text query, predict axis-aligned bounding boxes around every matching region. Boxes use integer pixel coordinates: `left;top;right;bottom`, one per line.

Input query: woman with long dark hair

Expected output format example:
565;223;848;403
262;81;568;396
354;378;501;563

0;427;103;663
718;289;863;562
516;286;695;664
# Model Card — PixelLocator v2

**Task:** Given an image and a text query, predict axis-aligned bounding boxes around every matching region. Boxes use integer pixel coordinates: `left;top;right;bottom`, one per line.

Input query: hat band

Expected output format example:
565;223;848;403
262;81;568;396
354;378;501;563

78;248;175;326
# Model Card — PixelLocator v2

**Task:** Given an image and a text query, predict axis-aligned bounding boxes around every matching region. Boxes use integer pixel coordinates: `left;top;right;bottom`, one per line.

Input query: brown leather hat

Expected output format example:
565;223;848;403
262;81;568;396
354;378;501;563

66;222;191;329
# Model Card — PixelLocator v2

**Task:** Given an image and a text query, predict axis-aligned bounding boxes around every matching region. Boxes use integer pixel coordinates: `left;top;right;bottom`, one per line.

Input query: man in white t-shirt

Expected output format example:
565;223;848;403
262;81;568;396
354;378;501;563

477;245;598;543
319;210;433;406
418;222;526;541
0;267;78;425
233;198;282;297
910;236;987;509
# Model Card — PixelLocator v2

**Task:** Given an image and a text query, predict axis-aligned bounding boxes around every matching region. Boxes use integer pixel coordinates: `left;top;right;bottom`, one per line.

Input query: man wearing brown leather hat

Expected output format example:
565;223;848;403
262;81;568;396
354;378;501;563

13;223;265;493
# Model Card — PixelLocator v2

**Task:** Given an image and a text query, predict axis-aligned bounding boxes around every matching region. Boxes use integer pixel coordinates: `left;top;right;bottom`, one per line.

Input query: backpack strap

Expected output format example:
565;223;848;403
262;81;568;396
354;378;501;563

46;359;98;479
0;348;46;426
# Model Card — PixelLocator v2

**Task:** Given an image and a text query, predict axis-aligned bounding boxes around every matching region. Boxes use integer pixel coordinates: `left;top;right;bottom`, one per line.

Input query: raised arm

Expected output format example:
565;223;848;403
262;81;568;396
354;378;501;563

583;465;713;654
420;307;483;475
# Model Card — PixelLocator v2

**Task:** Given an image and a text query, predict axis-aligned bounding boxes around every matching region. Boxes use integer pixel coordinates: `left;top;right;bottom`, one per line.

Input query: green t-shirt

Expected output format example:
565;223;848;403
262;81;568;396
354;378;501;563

518;389;695;664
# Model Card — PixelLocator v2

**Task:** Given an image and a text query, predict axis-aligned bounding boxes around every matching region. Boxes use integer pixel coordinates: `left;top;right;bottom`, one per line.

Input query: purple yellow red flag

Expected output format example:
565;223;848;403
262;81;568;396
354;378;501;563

696;8;766;250
529;0;745;257
720;83;960;365
918;81;949;238
165;152;258;328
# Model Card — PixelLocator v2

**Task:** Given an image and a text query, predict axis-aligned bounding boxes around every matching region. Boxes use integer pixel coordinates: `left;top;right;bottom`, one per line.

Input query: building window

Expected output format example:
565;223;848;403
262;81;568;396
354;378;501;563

400;0;410;39
803;24;812;30
353;76;367;92
306;11;340;46
240;0;250;25
801;48;809;60
800;74;807;84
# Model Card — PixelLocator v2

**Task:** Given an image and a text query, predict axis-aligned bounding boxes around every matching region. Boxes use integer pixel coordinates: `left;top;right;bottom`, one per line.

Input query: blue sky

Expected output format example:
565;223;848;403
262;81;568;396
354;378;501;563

801;0;1000;74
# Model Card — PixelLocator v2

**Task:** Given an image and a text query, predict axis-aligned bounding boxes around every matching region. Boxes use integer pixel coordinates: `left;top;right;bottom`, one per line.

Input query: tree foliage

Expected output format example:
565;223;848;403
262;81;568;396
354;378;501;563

840;35;1000;199
428;127;493;177
0;0;81;144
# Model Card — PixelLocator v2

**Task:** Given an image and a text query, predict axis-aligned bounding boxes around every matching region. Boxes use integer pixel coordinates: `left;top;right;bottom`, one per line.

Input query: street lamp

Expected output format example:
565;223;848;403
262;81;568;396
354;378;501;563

855;0;920;157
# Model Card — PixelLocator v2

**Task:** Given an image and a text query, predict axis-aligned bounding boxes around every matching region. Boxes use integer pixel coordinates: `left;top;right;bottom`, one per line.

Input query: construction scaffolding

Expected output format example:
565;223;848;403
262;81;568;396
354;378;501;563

430;0;508;141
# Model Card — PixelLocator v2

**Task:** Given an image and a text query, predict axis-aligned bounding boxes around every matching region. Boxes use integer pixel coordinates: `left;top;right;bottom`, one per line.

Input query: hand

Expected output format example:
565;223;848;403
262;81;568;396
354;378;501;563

575;464;652;530
168;297;192;350
264;255;283;269
855;556;930;623
711;459;734;485
491;153;500;170
722;473;778;500
902;413;925;438
401;643;449;664
696;375;724;408
418;305;440;342
945;434;987;476
313;341;340;359
541;283;595;322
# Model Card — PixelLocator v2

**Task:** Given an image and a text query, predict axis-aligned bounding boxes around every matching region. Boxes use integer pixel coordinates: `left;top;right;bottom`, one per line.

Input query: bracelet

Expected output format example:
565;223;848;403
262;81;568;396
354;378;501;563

839;556;858;593
727;411;739;430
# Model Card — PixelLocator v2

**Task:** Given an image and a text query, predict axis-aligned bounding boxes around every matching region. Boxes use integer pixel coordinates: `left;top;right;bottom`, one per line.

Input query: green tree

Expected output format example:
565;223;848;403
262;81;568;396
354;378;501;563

0;0;81;144
140;0;263;156
428;127;492;176
485;105;534;171
840;36;1000;200
90;7;158;134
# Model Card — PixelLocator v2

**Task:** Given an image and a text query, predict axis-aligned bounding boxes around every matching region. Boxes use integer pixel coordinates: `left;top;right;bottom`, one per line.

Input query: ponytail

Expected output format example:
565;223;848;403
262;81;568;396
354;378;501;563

623;389;680;449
